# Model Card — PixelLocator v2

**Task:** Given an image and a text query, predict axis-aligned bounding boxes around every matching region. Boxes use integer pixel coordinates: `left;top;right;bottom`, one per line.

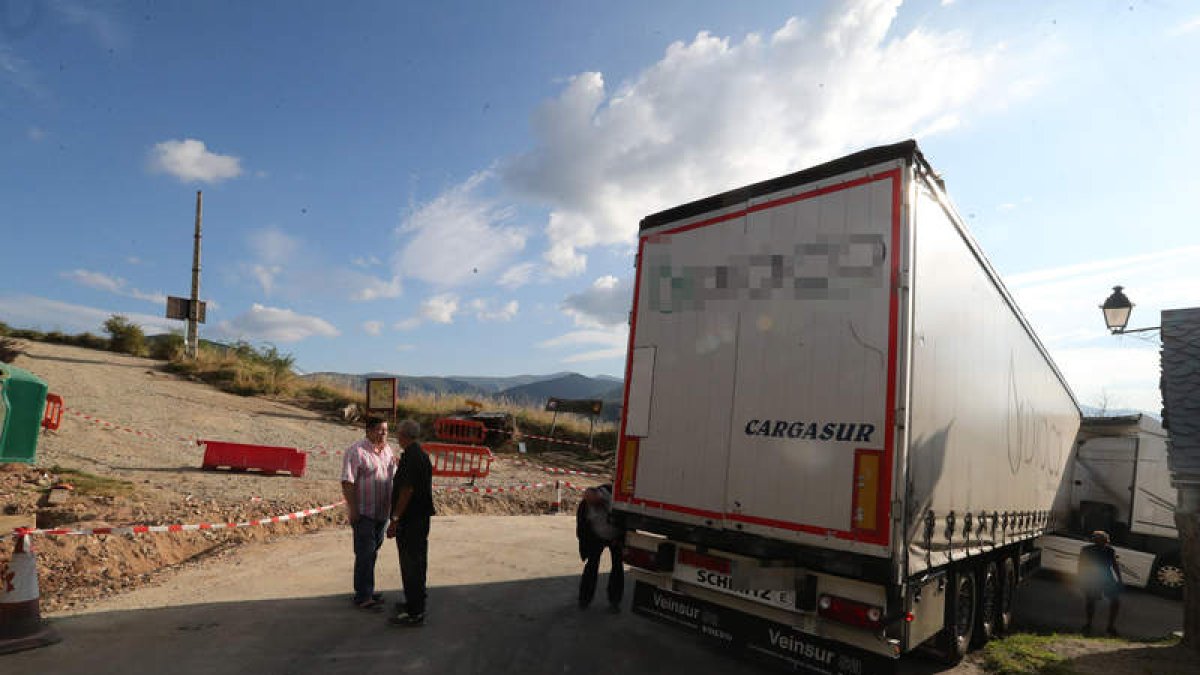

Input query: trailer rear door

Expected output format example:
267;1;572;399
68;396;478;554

618;160;905;556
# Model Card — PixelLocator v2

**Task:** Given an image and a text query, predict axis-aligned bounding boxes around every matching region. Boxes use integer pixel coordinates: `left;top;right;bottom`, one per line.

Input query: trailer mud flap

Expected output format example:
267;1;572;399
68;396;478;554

632;581;895;675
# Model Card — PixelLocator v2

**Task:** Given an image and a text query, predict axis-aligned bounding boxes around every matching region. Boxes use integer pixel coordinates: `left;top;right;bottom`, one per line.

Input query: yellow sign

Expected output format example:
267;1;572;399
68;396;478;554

366;378;396;412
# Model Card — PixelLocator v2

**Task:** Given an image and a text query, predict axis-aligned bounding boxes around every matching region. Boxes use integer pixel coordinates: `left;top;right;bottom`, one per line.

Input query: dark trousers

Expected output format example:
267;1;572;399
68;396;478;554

579;542;624;607
352;516;387;602
396;517;430;615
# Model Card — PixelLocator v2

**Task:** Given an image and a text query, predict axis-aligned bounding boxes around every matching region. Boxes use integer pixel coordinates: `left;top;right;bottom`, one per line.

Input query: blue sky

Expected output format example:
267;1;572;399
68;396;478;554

2;0;1198;414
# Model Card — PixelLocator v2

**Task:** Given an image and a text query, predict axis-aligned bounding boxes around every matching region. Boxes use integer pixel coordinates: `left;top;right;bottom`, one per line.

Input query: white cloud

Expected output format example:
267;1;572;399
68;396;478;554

394;317;422;331
246;264;280;296
126;256;141;265
395;344;416;352
1002;245;1200;415
396;172;527;286
243;228;301;296
499;0;1013;276
60;269;166;305
1167;15;1200;37
498;262;537;289
216;304;339;343
562;275;633;327
362;320;383;336
0;294;176;335
52;0;129;50
0;46;44;98
353;255;382;268
420;293;460;324
351;275;403;301
470;298;519;322
538;327;628;364
149;138;243;184
27;126;46;142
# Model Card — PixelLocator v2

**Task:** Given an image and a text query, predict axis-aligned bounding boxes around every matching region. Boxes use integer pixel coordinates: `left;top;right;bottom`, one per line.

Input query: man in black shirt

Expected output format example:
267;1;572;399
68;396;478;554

1078;530;1122;635
387;418;435;627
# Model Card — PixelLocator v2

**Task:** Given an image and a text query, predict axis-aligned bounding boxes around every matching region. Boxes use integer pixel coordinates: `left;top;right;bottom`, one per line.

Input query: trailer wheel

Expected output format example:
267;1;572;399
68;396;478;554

973;561;1000;646
997;557;1017;634
938;568;977;663
1149;554;1184;599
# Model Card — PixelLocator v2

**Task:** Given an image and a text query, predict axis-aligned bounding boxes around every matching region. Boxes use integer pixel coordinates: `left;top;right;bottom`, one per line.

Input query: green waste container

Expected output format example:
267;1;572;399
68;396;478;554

0;363;48;463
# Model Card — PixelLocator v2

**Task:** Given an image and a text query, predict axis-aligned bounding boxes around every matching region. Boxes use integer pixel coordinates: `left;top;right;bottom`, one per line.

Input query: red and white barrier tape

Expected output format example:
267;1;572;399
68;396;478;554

65;408;198;444
61;408;609;477
12;502;345;537
65;407;332;455
432;480;586;495
500;457;609;479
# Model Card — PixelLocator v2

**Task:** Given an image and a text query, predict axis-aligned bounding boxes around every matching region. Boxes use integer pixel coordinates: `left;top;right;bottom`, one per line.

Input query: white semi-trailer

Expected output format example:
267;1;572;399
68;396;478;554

613;141;1080;672
1039;414;1183;597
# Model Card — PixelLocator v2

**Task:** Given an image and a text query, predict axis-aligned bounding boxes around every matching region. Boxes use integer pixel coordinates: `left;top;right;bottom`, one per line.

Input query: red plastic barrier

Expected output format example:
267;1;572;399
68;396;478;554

425;442;493;480
434;417;488;444
199;439;308;477
41;393;64;431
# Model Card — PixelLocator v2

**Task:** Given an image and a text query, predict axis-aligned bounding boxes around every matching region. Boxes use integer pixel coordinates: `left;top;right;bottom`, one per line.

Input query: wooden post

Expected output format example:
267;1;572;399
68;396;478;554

549;410;558;438
588;413;595;451
187;191;203;359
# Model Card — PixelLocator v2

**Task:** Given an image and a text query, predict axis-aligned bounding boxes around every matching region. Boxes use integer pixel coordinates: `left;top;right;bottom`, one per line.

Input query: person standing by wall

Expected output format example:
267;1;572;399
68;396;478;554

1079;530;1123;635
576;484;624;612
388;418;435;627
340;416;397;610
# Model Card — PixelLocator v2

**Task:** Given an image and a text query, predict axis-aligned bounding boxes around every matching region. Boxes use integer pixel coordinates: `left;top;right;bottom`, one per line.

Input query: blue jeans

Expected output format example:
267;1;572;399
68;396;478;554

352;516;387;602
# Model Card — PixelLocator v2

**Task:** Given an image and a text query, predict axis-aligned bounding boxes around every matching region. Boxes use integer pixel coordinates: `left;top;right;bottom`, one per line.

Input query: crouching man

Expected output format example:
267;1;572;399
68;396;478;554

576;484;624;612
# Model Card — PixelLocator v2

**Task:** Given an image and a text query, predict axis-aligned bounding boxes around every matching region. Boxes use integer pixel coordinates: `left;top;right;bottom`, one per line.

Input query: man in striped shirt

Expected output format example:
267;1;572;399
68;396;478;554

341;416;397;609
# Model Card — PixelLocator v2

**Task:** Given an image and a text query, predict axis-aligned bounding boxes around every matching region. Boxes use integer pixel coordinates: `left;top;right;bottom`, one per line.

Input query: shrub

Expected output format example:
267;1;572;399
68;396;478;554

0;337;24;363
103;315;147;356
150;332;185;360
75;332;108;350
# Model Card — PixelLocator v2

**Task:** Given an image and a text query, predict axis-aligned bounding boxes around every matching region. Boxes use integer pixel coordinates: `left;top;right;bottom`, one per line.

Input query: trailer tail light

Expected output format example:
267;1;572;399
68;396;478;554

817;594;885;630
623;540;675;572
677;548;731;574
618;437;640;495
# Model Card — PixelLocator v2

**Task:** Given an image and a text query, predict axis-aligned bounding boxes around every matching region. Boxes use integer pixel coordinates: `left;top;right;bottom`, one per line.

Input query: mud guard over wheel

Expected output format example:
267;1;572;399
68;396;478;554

937;567;977;664
997;556;1018;634
973;560;1000;646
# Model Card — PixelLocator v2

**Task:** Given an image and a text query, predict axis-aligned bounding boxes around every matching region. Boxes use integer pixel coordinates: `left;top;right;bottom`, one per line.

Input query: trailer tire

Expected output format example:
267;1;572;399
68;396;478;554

1149;553;1184;599
973;561;1000;646
938;568;977;663
997;556;1017;634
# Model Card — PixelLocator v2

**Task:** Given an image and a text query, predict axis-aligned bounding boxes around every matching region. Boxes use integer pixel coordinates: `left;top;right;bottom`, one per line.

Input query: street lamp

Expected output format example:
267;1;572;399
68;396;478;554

1100;286;1159;334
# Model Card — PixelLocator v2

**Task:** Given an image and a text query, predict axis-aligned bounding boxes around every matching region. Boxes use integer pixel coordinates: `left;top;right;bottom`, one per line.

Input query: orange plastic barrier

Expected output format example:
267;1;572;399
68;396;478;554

199;439;307;477
425;442;493;480
434;417;488;444
40;394;64;431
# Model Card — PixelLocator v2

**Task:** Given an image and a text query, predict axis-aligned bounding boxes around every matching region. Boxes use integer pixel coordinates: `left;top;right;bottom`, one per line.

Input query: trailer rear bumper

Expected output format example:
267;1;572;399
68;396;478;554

631;579;897;674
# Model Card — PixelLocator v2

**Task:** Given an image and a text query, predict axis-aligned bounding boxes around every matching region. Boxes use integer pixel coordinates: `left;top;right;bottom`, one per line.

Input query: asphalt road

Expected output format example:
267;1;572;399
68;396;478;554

1013;570;1182;640
4;516;1183;674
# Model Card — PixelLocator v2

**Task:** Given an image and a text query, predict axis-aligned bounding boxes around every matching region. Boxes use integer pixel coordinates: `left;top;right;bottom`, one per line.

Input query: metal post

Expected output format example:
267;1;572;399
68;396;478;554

555;480;562;514
187;191;203;359
549;410;558;438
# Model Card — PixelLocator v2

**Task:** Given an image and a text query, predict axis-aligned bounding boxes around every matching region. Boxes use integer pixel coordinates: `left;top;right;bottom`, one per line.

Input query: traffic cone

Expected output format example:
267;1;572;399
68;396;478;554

0;531;61;655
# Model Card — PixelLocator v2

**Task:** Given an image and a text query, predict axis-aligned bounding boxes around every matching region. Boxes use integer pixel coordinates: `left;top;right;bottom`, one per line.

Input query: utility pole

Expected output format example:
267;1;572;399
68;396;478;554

187;191;202;358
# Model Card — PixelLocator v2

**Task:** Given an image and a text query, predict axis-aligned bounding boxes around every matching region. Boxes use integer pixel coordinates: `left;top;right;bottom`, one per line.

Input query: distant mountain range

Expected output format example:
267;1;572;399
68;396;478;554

302;371;625;420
